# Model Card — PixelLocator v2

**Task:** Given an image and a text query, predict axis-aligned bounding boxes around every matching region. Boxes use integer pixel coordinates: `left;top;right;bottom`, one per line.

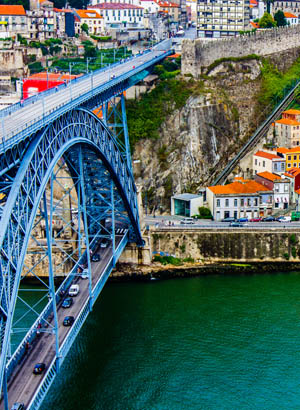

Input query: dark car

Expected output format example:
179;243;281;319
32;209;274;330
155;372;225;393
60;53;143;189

237;217;248;222
62;297;73;308
100;239;109;248
262;216;276;222
33;363;46;375
11;403;25;410
221;217;236;222
63;316;75;327
91;253;101;262
230;222;248;227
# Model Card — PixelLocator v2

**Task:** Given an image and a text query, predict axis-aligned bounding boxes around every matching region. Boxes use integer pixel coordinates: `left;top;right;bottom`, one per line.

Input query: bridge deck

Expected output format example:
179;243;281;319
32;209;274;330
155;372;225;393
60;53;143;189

0;234;125;410
0;44;171;152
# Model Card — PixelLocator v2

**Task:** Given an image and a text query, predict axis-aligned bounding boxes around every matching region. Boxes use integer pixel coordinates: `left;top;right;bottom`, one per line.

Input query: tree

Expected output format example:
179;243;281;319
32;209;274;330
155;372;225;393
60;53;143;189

81;23;89;35
274;10;288;26
259;12;277;28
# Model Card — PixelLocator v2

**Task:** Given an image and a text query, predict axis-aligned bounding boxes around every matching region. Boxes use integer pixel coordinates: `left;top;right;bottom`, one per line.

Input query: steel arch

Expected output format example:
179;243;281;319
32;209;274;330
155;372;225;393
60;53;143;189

0;107;142;393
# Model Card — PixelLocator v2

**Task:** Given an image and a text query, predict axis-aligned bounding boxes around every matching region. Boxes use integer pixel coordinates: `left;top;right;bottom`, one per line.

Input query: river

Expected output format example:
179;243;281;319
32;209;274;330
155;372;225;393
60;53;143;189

39;271;300;410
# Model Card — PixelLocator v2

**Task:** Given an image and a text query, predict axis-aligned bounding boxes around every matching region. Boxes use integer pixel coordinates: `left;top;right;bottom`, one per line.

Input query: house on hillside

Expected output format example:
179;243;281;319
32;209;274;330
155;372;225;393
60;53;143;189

253;150;285;175
254;171;290;210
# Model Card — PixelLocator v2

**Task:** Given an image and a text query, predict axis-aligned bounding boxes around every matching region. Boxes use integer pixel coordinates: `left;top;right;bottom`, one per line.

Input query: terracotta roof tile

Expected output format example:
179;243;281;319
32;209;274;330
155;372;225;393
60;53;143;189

254;150;282;160
284;12;297;18
284;147;300;154
76;9;103;18
208;180;270;195
257;171;281;181
283;109;300;115
284;168;300;178
277;147;290;153
0;5;26;15
275;118;300;126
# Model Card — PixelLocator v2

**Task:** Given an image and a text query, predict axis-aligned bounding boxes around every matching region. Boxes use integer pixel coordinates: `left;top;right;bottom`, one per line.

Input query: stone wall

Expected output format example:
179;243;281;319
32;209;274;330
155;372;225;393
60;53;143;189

182;25;300;77
148;228;300;262
0;49;24;76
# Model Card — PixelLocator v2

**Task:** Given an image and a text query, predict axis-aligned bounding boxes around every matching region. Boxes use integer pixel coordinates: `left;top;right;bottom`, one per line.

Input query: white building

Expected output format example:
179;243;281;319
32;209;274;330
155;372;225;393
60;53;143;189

197;0;251;38
74;9;105;35
206;179;273;220
171;193;204;217
88;3;144;29
253;150;285;175
273;178;290;209
0;5;27;38
284;11;298;25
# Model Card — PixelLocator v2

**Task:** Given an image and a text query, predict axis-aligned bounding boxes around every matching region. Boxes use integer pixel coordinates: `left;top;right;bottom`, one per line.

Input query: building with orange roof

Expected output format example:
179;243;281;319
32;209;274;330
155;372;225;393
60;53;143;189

0;5;27;38
206;180;273;220
253;150;285;176
254;172;290;209
284;11;298;25
284;168;300;204
74;9;104;35
274;115;300;148
279;147;300;171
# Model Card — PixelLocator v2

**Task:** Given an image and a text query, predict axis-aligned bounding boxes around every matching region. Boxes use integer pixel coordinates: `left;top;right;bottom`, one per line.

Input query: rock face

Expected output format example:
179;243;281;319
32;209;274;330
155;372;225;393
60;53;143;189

132;59;262;213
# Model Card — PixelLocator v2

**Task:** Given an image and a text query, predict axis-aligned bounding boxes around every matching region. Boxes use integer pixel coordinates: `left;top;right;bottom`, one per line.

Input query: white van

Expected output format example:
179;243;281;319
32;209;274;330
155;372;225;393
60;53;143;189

68;284;79;297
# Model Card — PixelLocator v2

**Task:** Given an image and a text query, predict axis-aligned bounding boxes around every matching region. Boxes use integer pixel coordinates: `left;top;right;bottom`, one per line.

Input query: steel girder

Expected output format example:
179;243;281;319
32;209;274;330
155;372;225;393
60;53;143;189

0;107;143;394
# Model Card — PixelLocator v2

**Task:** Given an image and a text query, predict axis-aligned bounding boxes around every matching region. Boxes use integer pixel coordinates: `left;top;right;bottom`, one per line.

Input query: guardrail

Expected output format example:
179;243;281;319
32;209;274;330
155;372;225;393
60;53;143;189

213;79;300;186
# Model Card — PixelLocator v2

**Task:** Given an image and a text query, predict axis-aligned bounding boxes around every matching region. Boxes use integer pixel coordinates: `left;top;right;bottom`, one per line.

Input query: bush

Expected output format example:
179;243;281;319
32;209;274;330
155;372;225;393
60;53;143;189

283;252;290;260
153;255;183;266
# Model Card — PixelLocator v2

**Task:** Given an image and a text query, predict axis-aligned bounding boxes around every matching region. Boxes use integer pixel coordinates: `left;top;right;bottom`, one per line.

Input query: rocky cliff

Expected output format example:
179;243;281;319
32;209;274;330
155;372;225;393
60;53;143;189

132;58;264;213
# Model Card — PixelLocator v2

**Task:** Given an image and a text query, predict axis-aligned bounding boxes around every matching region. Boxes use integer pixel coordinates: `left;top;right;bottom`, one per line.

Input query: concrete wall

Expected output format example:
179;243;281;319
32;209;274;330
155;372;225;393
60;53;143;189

149;228;300;262
182;25;300;76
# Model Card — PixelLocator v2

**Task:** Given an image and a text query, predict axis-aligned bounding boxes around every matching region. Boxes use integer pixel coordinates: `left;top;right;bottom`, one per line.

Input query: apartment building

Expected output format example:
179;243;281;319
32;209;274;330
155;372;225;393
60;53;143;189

273;0;300;16
206;179;272;220
254;171;290;210
0;5;27;38
89;3;144;29
197;0;250;38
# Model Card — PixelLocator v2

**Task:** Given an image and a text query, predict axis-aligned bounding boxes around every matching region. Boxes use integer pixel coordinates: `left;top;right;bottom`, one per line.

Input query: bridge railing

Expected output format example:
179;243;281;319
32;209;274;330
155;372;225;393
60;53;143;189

0;42;161;120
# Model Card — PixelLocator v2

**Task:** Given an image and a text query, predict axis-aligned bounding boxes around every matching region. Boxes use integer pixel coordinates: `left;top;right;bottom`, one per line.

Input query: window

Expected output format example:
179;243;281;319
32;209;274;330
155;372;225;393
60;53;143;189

254;198;258;206
263;161;265;167
216;199;220;207
240;198;244;206
288;155;292;161
255;158;257;165
225;199;229;207
287;163;291;168
294;163;297;167
247;198;251;206
284;184;289;192
281;163;285;170
294;155;297;160
234;199;237;206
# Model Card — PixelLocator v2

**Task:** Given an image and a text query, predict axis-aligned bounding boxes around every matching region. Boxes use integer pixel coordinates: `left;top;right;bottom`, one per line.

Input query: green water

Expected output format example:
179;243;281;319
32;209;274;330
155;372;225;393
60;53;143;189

41;272;300;410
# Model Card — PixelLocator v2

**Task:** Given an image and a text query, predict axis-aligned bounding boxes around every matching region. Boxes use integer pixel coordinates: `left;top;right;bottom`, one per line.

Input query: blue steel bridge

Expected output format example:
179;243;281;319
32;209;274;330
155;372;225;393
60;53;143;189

0;39;172;410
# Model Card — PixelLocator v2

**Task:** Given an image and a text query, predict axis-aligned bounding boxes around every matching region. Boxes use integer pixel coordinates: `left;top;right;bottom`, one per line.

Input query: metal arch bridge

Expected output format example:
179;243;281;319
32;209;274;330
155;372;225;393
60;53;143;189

0;39;172;410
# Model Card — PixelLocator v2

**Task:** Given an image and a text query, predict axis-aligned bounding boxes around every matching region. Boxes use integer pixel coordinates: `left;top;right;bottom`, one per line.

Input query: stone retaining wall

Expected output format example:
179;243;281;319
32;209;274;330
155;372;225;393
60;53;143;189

182;25;300;77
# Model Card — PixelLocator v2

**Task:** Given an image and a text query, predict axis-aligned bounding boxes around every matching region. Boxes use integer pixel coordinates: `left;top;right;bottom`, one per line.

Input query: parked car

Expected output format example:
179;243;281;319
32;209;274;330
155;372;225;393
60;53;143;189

33;363;46;375
250;217;262;222
68;284;79;297
11;403;25;410
262;216;276;222
221;217;236;222
277;216;291;222
62;297;73;308
237;217;248;222
63;316;75;327
92;253;101;262
180;218;195;225
80;269;89;279
230;222;248;227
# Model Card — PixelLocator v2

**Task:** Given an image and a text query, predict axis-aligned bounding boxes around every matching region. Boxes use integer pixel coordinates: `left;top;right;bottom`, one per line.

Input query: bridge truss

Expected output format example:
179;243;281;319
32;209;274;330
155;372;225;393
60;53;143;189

0;100;142;409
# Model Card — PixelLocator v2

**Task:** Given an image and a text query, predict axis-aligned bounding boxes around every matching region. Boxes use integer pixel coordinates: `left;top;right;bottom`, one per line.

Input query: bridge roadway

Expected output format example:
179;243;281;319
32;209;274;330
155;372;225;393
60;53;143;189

0;46;169;146
0;233;125;410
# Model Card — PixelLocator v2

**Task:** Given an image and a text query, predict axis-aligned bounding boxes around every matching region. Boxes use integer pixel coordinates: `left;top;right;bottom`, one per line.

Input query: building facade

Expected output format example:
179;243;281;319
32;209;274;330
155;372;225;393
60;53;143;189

206;179;272;220
253;150;285;175
197;0;250;38
89;3;144;29
0;5;27;38
74;9;104;35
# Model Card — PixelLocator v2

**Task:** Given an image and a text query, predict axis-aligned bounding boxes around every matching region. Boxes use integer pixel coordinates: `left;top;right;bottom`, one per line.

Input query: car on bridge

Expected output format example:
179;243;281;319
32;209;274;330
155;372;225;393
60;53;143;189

180;218;195;225
68;284;79;297
92;253;101;262
11;403;25;410
100;239;109;248
62;297;73;308
230;222;249;227
80;269;89;279
33;363;46;375
63;316;75;327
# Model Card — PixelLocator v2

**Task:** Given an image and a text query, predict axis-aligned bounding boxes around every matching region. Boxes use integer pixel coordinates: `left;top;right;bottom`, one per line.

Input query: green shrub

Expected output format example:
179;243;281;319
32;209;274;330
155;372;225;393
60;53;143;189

283;252;290;260
292;247;297;258
153;255;183;266
290;234;297;245
183;257;195;263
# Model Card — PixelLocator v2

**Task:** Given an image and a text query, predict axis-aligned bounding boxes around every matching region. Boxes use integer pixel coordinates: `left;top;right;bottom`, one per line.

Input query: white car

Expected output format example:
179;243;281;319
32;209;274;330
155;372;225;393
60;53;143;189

80;269;89;279
278;216;291;222
68;284;80;297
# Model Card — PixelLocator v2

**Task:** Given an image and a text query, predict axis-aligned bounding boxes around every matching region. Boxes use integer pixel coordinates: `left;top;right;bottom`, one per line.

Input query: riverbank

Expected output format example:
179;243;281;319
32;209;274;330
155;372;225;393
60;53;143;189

110;261;300;281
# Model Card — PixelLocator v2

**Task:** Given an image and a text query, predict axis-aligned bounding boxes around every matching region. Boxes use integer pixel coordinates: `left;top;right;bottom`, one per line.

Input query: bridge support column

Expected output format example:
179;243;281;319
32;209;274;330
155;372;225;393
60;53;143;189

120;93;132;172
79;147;93;311
43;186;60;373
3;369;9;410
